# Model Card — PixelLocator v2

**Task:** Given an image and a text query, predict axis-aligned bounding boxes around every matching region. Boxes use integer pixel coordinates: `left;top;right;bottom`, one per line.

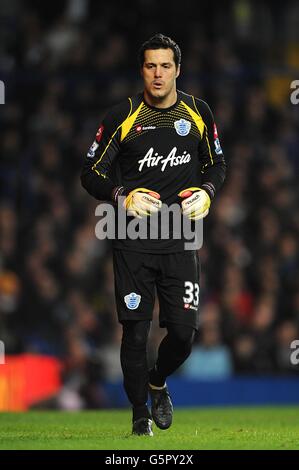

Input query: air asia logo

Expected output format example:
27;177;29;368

135;124;156;132
96;124;104;143
138;147;191;172
213;123;223;155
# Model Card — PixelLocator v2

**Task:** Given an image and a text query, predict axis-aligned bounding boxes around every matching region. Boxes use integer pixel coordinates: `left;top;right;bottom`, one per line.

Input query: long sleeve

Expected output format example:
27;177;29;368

194;98;226;199
81;99;131;201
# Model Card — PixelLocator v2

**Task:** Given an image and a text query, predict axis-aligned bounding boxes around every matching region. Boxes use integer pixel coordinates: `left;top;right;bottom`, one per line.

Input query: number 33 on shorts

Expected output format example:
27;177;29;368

183;281;199;309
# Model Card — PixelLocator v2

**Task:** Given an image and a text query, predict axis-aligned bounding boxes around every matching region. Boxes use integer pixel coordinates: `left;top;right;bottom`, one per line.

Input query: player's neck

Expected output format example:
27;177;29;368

144;90;177;109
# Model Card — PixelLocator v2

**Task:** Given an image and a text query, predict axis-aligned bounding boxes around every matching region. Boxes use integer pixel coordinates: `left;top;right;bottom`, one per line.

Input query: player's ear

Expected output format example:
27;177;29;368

176;64;181;78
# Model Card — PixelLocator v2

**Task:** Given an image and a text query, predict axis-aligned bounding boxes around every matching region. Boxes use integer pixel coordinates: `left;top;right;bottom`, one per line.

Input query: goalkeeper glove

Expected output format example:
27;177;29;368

178;187;211;220
124;188;162;218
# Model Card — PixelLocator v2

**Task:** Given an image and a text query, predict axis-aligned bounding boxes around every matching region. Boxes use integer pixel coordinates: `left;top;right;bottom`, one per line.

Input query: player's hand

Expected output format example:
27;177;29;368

178;187;211;220
124;188;162;218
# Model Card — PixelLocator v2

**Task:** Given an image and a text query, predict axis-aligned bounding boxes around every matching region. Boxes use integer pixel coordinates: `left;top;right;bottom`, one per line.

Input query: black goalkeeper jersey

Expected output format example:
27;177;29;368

81;90;226;253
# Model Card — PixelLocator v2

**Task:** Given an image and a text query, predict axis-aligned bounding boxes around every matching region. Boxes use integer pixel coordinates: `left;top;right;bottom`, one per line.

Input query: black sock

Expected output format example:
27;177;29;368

121;320;151;415
132;405;151;422
150;324;195;387
149;365;166;388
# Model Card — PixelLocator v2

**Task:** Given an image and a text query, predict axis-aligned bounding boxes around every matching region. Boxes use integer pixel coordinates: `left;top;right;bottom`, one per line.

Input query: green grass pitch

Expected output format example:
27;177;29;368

1;407;299;450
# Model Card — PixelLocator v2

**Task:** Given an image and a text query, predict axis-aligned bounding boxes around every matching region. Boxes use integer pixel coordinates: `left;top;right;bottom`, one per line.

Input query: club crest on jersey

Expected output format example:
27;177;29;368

124;292;141;310
174;119;191;136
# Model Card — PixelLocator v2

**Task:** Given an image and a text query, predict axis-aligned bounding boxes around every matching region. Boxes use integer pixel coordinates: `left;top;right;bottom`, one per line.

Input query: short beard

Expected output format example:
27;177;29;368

147;89;169;103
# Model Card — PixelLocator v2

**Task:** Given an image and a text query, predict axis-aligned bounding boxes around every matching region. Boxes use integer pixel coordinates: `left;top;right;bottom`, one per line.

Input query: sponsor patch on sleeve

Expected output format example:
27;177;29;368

213;123;223;155
213;123;218;139
87;141;99;158
96;124;104;143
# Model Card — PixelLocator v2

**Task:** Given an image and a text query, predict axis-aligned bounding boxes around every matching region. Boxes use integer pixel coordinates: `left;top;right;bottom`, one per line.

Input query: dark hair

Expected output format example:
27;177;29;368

138;33;181;68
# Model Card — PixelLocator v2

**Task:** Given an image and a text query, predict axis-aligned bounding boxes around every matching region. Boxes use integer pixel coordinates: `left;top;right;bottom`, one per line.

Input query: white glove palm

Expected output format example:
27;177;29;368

124;188;162;218
179;187;211;220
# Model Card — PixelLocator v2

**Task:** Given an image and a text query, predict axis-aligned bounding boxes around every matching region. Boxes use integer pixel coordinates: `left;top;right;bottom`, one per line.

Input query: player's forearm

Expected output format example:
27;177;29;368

80;166;116;201
201;160;226;199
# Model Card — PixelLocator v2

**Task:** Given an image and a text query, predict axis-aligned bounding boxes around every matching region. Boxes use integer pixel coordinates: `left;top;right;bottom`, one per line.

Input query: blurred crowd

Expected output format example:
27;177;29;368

1;0;299;408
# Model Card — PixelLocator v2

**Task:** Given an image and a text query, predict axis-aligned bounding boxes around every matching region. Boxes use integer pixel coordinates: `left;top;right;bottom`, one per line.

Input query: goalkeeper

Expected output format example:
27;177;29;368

81;34;226;436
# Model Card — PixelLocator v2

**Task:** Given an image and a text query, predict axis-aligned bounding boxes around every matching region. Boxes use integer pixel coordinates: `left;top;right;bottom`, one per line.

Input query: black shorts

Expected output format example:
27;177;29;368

113;249;200;330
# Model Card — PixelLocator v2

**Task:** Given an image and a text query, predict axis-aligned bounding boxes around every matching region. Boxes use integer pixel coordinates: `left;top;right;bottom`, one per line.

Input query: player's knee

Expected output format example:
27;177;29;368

122;320;150;350
167;324;195;351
